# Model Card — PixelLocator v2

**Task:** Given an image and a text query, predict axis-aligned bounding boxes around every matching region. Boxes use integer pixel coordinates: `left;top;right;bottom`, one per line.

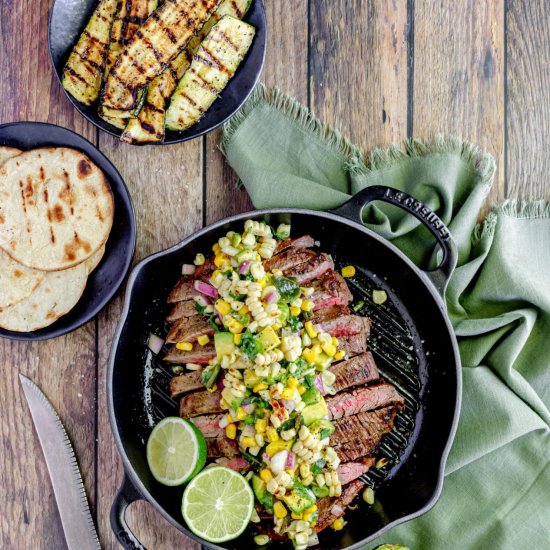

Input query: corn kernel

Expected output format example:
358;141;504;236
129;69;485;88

227;413;235;423
212;243;221;254
215;299;231;316
341;265;356;278
254;535;270;546
233;333;242;345
266;427;279;443
272;323;282;331
304;321;318;339
220;398;230;410
298;385;306;395
260;468;273;483
312;344;322;355
334;350;346;361
332;518;345;531
242;436;256;447
240;305;249;314
253;382;268;393
259;278;267;289
290;306;301;317
175;341;193;351
291;512;303;520
301;300;314;312
266;440;292;457
194;253;205;266
236;407;247;421
227;318;244;334
273;501;287;519
255;418;267;433
303;504;317;522
321;342;336;357
197;335;210;346
207;384;217;393
302;348;317;364
281;388;295;400
287;377;299;388
214;254;228;268
225;424;236;439
363;487;375;505
331;336;339;346
285;469;295;476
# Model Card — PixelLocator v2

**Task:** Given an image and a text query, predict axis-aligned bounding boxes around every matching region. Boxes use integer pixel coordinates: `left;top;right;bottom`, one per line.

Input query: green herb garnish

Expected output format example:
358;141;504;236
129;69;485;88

288;316;303;332
273;276;301;303
239;330;263;360
353;300;365;312
201;364;220;388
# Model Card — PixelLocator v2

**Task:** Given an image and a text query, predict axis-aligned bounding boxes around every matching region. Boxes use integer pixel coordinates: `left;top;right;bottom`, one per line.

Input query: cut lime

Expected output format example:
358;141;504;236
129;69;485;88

146;417;206;486
182;466;254;543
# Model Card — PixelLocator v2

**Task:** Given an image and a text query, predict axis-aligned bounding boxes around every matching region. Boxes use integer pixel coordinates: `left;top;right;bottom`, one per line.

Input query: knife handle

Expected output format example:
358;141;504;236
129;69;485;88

111;475;146;550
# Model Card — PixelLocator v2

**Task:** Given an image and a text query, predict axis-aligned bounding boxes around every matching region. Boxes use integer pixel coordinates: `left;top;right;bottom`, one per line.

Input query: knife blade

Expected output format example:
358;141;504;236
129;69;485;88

19;374;101;550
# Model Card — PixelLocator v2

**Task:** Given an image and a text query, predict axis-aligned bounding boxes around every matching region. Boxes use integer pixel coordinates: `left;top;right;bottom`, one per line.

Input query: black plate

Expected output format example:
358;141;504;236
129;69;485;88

48;0;267;144
0;122;136;341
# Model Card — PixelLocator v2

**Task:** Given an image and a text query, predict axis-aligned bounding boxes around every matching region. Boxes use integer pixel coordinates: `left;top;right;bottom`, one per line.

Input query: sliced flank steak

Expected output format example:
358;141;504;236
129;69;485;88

336;456;375;485
310;270;353;310
163;342;215;364
312;305;370;337
166;299;200;323
206;436;240;458
327;383;405;421
332;406;400;462
273;235;315;255
165;314;214;344
214;456;250;473
179;390;223;418
263;247;317;272
169;370;204;399
284;252;334;284
190;413;225;438
167;278;199;303
338;333;369;357
329;352;379;393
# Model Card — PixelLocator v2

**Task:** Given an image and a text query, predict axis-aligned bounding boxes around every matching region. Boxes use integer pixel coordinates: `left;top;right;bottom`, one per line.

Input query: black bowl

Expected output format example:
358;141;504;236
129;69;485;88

0;122;136;341
48;0;267;144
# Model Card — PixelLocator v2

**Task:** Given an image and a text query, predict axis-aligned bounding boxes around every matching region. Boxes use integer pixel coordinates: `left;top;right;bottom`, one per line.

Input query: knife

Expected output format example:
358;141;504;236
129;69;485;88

19;374;101;550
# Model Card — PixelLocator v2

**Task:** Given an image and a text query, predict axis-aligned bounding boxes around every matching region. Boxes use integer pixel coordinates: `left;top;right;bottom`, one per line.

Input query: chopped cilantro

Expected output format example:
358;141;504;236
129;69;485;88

288;316;303;332
239;330;262;360
311;459;326;476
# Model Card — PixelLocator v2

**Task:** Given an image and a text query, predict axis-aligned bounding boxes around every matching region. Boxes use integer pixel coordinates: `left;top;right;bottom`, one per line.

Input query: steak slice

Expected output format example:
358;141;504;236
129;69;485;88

263;247;317;272
337;456;375;484
170;371;204;398
194;259;216;282
167;278;198;303
190;413;224;438
180;390;223;417
310;270;353;310
166;315;215;344
273;235;315;255
314;479;365;533
166;299;200;323
214;456;250;472
327;383;405;421
284;252;334;284
332;406;400;462
330;352;379;393
163;343;215;364
312;305;366;337
206;436;239;458
338;333;368;357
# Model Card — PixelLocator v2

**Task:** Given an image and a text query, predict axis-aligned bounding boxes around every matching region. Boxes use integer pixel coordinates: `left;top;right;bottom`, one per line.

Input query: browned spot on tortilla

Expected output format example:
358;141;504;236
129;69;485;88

44;188;49;203
39;166;45;180
52;204;65;222
44;288;51;294
63;231;92;262
32;303;38;310
25;176;34;198
59;173;75;206
84;184;97;198
9;239;17;251
95;205;105;222
77;159;92;178
0;214;4;224
50;227;56;243
13;270;23;278
46;310;56;319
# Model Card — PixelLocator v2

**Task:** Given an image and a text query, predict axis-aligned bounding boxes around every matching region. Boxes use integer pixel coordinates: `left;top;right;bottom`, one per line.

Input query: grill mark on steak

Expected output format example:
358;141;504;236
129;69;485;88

180;389;223;417
169;371;203;399
338;333;368;357
163;342;215;364
332;406;400;462
330;352;379;393
263;247;317;272
310;270;353;310
273;235;315;255
166;299;199;322
314;479;365;533
284;252;334;284
327;383;405;421
165;314;214;343
206;436;239;458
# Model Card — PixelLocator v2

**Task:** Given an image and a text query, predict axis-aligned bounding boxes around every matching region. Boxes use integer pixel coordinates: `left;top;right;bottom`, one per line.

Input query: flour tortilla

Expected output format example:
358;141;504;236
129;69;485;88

0;262;88;331
0;249;44;308
0;147;114;271
85;244;105;274
0;146;22;165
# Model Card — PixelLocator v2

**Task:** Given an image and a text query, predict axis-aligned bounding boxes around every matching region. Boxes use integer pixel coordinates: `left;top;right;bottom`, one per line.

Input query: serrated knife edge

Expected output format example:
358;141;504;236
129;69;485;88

19;374;101;550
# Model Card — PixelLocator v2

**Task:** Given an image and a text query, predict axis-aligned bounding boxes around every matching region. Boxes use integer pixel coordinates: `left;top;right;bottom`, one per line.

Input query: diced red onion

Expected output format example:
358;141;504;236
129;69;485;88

314;374;325;395
194;295;211;308
182;263;196;275
241;403;255;414
271;450;288;474
147;333;164;355
262;452;271;463
194;280;218;299
330;504;344;517
285;451;296;470
216;311;223;324
307;534;320;548
239;260;250;274
264;291;277;304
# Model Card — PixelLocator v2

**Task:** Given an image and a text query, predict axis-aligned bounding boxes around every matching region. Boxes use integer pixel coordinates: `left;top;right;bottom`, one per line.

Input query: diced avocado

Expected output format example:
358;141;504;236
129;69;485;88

302;398;329;426
221;387;235;407
201;364;220;388
252;475;274;511
258;326;280;351
214;331;235;357
301;387;321;406
236;250;257;263
278;302;289;325
282;483;316;514
308;419;335;440
312;485;329;498
314;352;333;371
244;369;262;388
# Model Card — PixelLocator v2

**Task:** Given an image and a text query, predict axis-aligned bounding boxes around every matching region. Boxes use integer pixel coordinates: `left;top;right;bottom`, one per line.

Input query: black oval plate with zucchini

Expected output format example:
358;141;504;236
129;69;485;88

48;0;266;145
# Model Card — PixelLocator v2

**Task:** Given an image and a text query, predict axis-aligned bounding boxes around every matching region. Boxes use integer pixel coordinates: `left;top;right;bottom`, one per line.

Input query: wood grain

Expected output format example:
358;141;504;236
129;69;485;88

413;0;505;206
506;1;550;199
309;0;408;152
0;1;97;549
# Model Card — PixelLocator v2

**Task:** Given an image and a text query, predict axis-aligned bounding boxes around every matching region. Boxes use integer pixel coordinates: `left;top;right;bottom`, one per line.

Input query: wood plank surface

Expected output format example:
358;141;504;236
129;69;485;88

412;0;505;206
506;1;550;199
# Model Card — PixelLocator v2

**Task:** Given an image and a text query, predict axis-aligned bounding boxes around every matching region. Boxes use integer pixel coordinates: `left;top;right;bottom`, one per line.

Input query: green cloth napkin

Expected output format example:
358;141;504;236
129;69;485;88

221;85;550;549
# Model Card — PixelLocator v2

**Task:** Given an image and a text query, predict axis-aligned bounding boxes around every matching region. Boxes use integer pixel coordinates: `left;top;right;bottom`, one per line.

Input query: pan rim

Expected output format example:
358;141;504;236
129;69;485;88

107;207;462;549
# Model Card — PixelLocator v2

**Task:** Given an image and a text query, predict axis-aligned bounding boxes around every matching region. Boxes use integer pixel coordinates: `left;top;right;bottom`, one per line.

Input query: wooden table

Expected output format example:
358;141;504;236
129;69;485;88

1;1;548;548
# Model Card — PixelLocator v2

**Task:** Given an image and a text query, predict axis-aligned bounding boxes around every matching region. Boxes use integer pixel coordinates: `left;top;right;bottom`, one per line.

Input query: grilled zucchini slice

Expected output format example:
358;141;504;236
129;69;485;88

62;0;118;106
165;16;255;131
121;0;252;143
100;0;158;125
102;0;222;111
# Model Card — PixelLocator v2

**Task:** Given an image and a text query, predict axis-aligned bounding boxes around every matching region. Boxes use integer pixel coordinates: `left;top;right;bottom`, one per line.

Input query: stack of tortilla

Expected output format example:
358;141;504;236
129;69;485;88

0;146;114;332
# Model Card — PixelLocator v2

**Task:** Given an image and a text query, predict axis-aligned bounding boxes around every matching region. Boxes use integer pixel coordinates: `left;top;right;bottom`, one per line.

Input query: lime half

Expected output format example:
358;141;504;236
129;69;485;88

182;466;254;543
146;417;206;486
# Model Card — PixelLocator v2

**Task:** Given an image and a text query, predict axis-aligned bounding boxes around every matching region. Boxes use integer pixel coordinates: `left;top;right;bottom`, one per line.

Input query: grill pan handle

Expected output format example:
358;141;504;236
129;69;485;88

333;185;458;295
110;475;146;550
